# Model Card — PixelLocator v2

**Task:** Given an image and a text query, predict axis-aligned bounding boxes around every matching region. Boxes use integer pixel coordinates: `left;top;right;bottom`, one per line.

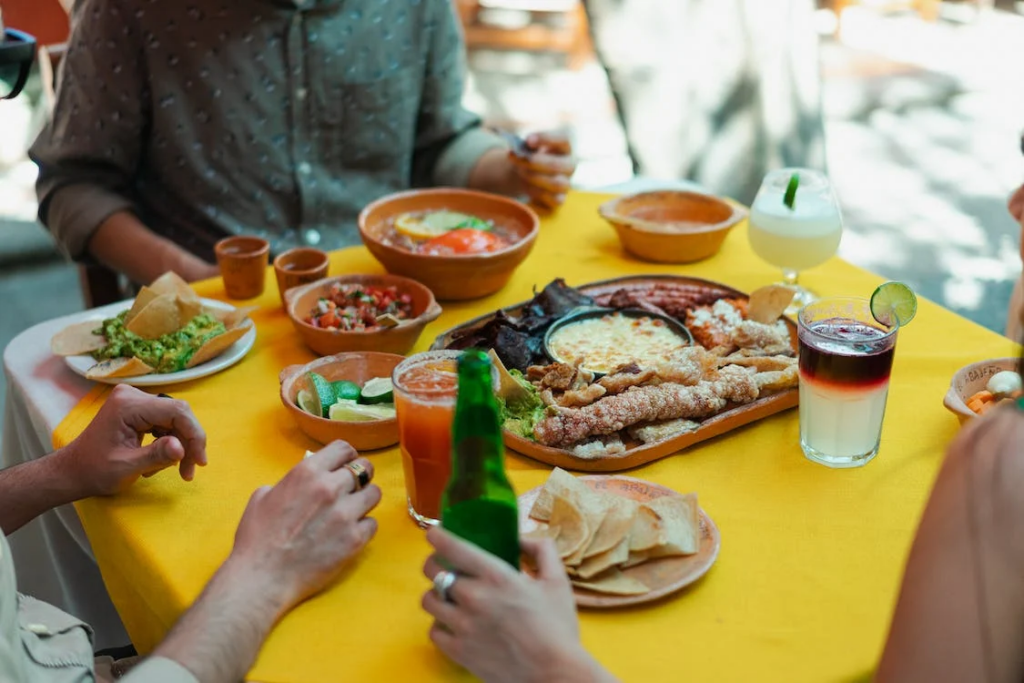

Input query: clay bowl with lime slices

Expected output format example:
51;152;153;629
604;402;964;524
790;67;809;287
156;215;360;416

280;353;403;451
358;188;540;301
285;274;441;357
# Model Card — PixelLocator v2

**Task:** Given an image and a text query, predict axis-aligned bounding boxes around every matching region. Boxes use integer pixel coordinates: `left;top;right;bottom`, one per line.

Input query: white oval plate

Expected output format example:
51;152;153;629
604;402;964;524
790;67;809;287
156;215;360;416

63;299;257;386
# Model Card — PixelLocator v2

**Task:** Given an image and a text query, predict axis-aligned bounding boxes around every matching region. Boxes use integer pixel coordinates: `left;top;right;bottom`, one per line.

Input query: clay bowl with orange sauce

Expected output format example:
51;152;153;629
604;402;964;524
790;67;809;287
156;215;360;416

280;353;403;450
599;191;747;264
284;274;441;356
358;188;540;301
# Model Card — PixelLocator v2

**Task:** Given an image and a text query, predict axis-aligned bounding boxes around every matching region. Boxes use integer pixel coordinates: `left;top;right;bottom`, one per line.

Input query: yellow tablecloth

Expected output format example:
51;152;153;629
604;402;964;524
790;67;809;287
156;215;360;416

54;192;1018;682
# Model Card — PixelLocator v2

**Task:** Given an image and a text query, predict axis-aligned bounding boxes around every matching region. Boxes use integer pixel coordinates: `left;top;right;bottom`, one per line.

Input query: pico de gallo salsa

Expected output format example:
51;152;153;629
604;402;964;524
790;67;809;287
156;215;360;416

305;284;414;332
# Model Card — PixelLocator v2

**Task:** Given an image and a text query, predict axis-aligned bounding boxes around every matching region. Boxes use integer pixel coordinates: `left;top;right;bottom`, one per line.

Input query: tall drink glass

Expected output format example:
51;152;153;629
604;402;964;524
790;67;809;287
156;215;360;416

797;298;897;468
392;350;462;527
749;168;843;313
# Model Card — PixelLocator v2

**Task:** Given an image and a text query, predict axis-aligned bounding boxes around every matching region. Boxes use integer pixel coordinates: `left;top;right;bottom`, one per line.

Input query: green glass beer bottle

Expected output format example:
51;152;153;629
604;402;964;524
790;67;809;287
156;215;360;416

441;349;520;569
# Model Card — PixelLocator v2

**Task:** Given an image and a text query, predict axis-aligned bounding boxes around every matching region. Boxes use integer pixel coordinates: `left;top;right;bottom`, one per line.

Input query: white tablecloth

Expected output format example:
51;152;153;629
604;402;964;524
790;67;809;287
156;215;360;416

2;302;131;650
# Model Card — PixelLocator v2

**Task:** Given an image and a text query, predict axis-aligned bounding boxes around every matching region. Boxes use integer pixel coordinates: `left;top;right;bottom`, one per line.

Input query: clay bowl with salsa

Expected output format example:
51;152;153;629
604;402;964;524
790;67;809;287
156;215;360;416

280;352;402;450
599;191;747;264
285;274;441;356
358;188;540;301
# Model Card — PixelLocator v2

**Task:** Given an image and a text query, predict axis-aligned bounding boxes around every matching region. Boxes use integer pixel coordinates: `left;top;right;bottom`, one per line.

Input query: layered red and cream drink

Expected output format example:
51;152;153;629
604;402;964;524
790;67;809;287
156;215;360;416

797;299;897;467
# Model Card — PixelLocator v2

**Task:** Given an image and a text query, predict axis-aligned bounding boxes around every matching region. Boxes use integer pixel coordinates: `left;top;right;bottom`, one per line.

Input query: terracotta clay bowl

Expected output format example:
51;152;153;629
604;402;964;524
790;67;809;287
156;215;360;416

599;191;747;264
285;274;441;357
280;353;403;451
943;357;1020;424
358;188;540;301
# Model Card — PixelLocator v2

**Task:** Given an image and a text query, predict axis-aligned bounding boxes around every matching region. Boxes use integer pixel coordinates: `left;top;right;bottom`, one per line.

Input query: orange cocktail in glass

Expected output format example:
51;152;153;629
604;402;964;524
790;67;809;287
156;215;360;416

392;351;461;527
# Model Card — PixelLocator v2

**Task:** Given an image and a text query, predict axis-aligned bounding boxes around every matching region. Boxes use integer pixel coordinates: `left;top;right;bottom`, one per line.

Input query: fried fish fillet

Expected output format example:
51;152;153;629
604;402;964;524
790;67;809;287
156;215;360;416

732;320;791;352
754;365;799;392
534;373;758;447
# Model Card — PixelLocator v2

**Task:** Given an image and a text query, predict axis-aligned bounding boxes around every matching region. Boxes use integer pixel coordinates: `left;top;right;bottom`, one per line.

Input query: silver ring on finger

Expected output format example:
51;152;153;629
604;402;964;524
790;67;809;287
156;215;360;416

343;461;371;491
433;570;457;603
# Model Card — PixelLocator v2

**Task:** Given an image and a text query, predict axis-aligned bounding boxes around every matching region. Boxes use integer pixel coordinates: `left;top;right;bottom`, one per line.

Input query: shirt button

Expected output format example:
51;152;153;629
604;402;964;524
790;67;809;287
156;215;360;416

303;229;321;246
297;162;312;175
26;624;50;635
296;88;308;100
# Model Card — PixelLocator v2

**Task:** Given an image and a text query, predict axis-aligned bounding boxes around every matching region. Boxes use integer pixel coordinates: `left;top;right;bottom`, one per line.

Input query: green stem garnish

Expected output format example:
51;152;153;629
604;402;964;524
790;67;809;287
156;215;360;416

783;173;799;210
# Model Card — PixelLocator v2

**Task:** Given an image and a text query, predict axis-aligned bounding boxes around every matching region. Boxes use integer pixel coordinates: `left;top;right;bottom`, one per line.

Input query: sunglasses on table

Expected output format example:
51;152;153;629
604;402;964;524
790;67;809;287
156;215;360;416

0;29;37;100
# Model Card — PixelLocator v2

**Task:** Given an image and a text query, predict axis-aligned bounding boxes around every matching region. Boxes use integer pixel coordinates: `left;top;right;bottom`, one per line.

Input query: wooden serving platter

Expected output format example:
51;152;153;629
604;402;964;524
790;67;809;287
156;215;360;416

431;275;799;472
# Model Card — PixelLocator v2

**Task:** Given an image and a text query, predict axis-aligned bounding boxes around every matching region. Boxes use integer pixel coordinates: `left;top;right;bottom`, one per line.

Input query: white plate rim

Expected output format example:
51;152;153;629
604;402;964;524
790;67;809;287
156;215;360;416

63;299;257;386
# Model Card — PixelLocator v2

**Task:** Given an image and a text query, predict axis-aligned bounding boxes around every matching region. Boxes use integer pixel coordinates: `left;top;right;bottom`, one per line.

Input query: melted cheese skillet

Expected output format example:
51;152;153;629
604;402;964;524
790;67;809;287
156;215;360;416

547;313;690;374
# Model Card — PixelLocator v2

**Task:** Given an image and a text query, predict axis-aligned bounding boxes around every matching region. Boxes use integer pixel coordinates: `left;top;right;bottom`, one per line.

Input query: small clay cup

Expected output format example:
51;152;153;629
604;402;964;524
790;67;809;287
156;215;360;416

215;236;270;300
273;248;330;308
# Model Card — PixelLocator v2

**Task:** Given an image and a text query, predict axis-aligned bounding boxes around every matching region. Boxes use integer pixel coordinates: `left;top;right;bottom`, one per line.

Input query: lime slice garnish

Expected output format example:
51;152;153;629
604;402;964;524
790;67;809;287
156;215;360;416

394;211;480;239
783;173;799;210
296;390;322;417
360;377;394;404
870;281;918;327
305;372;336;418
331;380;362;403
329;399;396;422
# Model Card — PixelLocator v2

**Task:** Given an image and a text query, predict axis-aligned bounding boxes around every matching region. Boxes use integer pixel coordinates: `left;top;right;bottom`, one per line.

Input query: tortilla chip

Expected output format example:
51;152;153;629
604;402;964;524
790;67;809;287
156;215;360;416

748;285;796;324
530;467;592;522
184;323;250;369
576;536;630;579
549;495;590;559
176;294;203;323
125;294;182;340
571;567;649;596
643;494;700;558
217;306;257;330
563;488;611;566
125;287;159;325
51;321;106;356
628;504;665;552
85;357;155;379
149;272;195;300
583;496;637;559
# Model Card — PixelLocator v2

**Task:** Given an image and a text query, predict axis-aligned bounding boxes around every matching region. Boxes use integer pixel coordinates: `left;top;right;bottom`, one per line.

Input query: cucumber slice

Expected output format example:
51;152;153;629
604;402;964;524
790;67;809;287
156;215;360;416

360;377;394;405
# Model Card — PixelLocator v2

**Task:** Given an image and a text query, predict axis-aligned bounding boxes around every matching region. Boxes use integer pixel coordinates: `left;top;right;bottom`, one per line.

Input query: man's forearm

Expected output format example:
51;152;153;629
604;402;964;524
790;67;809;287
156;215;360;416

0;450;85;534
150;557;290;683
88;212;218;284
466;147;522;197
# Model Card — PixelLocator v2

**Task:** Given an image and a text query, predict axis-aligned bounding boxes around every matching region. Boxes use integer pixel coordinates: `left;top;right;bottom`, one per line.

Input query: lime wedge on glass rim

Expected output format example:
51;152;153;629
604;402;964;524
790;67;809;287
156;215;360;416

870;282;918;328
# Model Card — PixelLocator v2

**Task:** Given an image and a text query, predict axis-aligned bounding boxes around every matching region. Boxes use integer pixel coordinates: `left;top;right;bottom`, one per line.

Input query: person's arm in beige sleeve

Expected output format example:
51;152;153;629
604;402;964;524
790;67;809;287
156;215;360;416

29;0;215;284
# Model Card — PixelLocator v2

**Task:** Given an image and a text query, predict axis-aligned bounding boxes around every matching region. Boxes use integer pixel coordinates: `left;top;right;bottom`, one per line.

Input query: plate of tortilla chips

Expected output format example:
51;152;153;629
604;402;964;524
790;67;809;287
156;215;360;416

521;468;720;608
51;272;257;386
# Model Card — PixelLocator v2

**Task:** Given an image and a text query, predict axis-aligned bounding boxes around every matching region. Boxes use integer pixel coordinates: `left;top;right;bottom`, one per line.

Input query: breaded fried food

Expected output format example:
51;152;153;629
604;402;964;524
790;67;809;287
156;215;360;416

598;365;658;394
732;320;791;352
628;418;700;444
560;383;608;408
719;354;797;373
534;382;731;447
716;365;760;404
754;365;799;392
570;433;627;459
651;346;719;386
685;299;747;349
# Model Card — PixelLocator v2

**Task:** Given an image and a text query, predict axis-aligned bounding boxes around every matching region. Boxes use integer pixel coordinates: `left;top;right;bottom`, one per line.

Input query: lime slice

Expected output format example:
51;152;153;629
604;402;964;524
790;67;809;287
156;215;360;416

329;399;396;422
296;390;322;417
305;372;336;418
870;281;918;327
395;211;480;239
360;377;394;404
783;173;799;210
331;380;362;403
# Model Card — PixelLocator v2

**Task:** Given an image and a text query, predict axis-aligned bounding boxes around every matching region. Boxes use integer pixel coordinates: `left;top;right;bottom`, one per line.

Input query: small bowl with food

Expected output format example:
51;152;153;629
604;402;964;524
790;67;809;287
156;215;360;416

358;188;540;300
543;307;695;377
943;357;1022;424
599;191;747;264
285;274;441;356
280;353;403;450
